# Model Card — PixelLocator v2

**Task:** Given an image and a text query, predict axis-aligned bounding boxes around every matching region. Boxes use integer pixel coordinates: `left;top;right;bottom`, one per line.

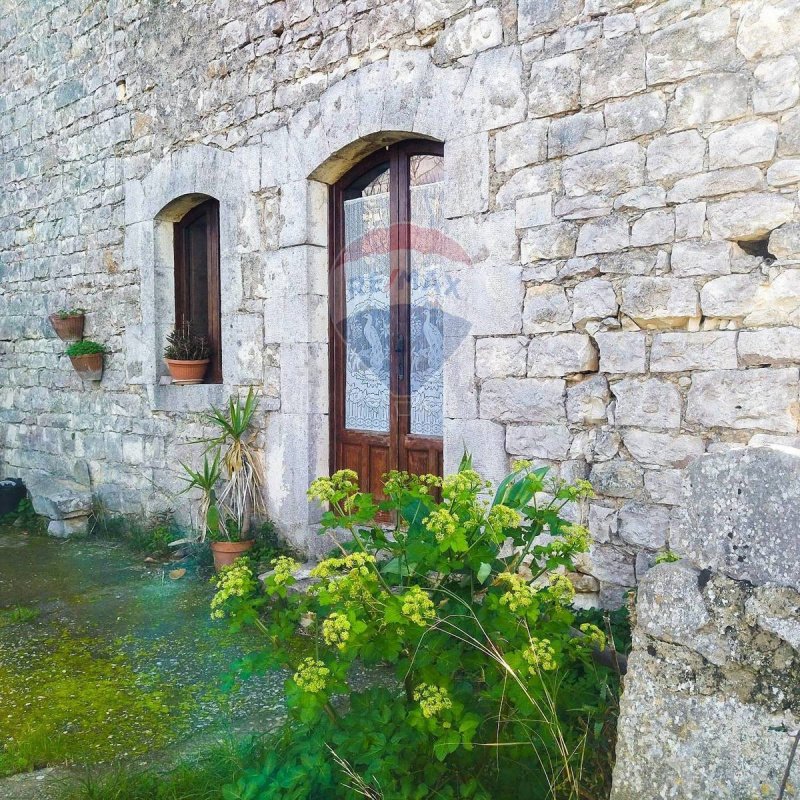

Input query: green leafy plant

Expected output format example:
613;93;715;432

65;339;107;357
55;307;86;318
178;451;224;542
213;459;625;800
164;320;210;361
195;388;266;540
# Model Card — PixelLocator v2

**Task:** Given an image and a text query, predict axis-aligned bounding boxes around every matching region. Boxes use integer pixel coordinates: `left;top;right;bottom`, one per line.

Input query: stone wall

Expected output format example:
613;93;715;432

612;446;800;798
2;0;800;597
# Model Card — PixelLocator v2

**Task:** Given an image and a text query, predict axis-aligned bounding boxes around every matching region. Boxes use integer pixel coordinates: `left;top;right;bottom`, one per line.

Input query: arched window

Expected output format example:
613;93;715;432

330;140;444;498
174;198;222;383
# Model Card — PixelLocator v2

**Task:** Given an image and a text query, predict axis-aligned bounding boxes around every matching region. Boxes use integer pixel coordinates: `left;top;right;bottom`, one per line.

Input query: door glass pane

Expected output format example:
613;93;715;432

186;216;209;339
343;163;391;433
409;154;445;438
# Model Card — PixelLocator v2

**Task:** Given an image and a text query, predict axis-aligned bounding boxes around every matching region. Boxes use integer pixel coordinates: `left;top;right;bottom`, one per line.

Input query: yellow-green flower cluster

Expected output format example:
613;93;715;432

524;638;557;673
210;558;257;619
383;471;442;496
293;657;330;694
413;684;452;719
562;523;590;552
322;612;351;650
487;504;521;531
271;555;299;586
548;573;576;605
442;469;486;500
400;586;436;627
307;469;360;503
310;552;377;603
579;623;606;651
497;572;535;613
424;508;459;543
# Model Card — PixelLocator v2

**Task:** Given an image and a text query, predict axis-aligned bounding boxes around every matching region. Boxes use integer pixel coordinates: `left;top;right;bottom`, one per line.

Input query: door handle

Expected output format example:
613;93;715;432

395;334;405;381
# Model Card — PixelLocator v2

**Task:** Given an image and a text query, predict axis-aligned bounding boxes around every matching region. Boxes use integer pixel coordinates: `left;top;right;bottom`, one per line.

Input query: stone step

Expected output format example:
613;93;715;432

26;476;92;521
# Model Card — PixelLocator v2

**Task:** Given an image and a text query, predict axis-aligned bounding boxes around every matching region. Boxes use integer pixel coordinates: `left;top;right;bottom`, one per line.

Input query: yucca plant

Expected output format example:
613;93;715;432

197;388;266;540
176;450;224;542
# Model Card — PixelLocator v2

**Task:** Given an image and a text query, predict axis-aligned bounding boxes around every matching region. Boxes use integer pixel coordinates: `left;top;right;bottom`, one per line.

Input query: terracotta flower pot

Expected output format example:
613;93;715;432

210;539;255;571
164;358;210;385
69;353;103;381
49;314;85;341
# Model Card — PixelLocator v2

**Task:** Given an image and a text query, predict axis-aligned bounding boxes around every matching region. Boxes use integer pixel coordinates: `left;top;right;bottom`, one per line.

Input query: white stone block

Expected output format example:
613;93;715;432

575;215;630;256
700;274;764;318
667;73;749;129
613;378;683;430
444;211;517;267
529;53;581;118
621;277;699;329
446;265;524;336
630;210;674;247
708;119;779;168
769;223;800;260
707;193;796;240
623;430;705;468
614;186;666;211
434;7;503;60
595;332;646;374
766;159;800;187
589;459;644;499
618;502;670;549
506;424;572;459
580;35;646;105
650;331;738;372
736;0;800;60
443;418;508;486
562;142;645;198
604;92;667;145
686;368;800;432
738;327;800;366
674;203;706;240
522;285;572;333
548;112;606;159
445;133;489;218
646;130;706;180
516;193;553;229
572;278;618;326
743;269;800;326
644;468;684;505
667;167;764;204
495;119;549;172
518;0;582;39
521;222;578;262
567;375;610;424
527;333;598;377
753;55;800;113
475;337;528;379
479;377;566;423
671;240;731;277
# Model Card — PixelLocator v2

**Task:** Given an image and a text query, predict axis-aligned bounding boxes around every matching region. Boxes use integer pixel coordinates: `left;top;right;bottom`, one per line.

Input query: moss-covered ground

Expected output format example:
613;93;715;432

0;527;287;787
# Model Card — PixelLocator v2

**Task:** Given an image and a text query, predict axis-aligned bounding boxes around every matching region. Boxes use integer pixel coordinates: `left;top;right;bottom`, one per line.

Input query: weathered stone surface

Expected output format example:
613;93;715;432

445;133;489;217
518;0;582;39
27;476;92;520
562;143;645;198
672;446;800;586
621;277;699;328
646;130;705;180
613;378;682;430
700;273;763;318
670;240;731;277
576;543;636;585
571;278;618;326
575;215;629;255
589;459;644;498
529;53;580;118
495;119;548;172
667;166;764;204
567;375;610;424
736;0;800;60
769;222;800;259
737;327;800;366
480;378;566;423
667;72;750;128
515;193;553;228
707;192;796;240
686;369;799;432
48;516;90;538
614;185;665;211
522;285;572;333
708;119;779;168
630;210;673;247
650;331;738;371
766;158;800;187
434;8;503;61
753;55;800;113
548;112;606;158
618;501;670;549
644;467;684;505
475;337;527;378
505;424;571;459
520;222;578;262
623;429;705;468
744;269;800;326
527;333;597;377
580;36;646;105
594;332;646;374
604;92;666;144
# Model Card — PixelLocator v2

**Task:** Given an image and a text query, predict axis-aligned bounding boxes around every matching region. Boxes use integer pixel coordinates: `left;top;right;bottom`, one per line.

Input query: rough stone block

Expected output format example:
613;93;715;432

737;327;800;366
700;274;763;318
526;333;598;377
479;378;566;423
769;222;800;259
644;467;684;505
766;158;800;187
670;240;731;277
588;503;617;543
618;502;670;549
736;0;800;60
589;459;644;498
433;7;502;60
753;55;800;113
594;332;646;374
496;163;560;208
495;119;548;172
707;192;796;240
646;130;706;180
562;143;645;197
686;368;799;432
650;331;738;371
613;378;682;430
646;8;736;84
446;265;523;336
48;516;89;538
516;193;553;228
708;119;779;168
518;0;582;39
667;73;750;128
674;203;707;240
604;92;666;145
614;186;666;211
444;133;489;218
567;375;610;424
521;222;578;262
522;285;572;333
475;337;527;378
529;53;580;118
548;112;606;159
630;210;674;247
443;418;508;486
575;215;629;255
744;269;800;326
27;477;92;520
580;36;646;105
571;278;618;326
505;424;571;459
667;166;764;204
621;277;699;329
577;543;636;585
623;429;705;468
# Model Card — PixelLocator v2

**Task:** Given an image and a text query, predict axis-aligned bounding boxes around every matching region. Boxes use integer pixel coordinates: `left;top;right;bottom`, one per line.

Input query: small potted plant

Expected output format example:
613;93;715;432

66;340;107;381
49;308;86;341
164;321;210;384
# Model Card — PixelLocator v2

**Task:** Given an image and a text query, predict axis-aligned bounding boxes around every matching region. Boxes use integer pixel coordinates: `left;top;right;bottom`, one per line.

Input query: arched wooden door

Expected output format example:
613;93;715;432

329;140;445;499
